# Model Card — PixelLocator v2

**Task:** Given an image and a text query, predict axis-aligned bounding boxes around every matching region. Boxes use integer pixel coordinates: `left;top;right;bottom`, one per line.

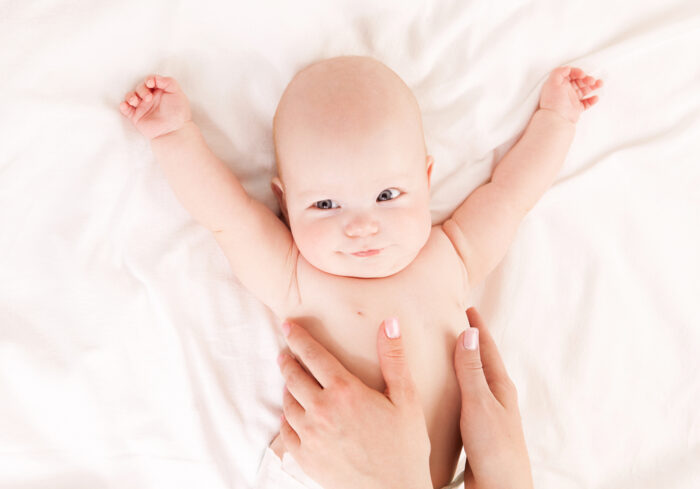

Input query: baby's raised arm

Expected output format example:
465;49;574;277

442;67;603;289
120;75;297;315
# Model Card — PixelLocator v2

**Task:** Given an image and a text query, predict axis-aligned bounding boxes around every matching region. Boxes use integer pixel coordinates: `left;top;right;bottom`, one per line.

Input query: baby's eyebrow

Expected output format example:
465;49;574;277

295;176;410;200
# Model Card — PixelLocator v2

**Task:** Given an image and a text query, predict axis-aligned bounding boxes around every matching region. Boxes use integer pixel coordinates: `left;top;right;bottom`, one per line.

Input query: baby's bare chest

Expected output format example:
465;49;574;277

284;229;469;393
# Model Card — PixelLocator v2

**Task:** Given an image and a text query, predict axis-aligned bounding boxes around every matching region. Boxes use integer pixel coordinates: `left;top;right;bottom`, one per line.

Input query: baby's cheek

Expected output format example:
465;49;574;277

294;218;335;264
391;207;430;247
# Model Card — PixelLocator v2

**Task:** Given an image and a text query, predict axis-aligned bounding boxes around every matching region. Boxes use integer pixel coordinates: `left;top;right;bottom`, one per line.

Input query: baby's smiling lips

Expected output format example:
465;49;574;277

350;248;382;257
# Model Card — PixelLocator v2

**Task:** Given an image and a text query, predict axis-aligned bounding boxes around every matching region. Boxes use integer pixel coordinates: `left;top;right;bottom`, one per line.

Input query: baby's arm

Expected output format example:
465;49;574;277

120;75;296;315
152;122;297;313
442;67;603;289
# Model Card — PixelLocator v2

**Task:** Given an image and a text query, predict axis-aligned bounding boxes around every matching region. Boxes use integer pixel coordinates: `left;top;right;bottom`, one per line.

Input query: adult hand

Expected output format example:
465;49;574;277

276;318;433;489
456;307;533;489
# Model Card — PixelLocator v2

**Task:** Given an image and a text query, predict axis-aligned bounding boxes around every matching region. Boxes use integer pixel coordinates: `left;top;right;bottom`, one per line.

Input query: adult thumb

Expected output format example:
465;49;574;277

377;317;418;407
454;325;491;401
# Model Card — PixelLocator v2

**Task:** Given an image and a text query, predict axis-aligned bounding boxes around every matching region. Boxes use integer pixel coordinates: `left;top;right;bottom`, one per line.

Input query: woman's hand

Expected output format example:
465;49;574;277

276;318;433;489
538;66;603;123
119;74;192;140
455;308;533;489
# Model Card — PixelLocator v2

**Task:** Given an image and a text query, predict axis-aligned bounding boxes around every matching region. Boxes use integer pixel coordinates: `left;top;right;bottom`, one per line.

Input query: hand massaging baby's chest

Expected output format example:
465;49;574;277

282;226;470;485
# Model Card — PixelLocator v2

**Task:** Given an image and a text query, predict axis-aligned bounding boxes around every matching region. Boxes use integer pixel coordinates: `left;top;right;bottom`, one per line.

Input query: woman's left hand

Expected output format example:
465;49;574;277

276;318;433;489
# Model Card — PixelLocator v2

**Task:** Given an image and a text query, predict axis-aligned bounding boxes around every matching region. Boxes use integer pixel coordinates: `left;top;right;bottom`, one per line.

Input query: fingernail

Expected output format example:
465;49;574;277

463;328;478;350
281;321;291;337
384;317;400;339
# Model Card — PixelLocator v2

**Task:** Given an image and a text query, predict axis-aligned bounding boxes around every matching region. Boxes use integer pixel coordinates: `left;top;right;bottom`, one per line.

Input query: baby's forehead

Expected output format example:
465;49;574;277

283;147;423;201
274;56;426;179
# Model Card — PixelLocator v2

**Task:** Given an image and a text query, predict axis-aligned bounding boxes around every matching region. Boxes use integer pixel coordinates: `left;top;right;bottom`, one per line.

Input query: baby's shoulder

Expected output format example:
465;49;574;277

414;225;469;286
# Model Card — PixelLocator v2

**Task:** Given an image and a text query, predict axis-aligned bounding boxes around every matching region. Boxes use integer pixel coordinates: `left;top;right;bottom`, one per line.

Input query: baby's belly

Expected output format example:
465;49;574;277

283;294;467;487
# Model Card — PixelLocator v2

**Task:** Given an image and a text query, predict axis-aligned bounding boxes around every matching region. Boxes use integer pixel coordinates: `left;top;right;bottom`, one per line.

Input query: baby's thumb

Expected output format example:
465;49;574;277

377;318;419;407
454;327;490;401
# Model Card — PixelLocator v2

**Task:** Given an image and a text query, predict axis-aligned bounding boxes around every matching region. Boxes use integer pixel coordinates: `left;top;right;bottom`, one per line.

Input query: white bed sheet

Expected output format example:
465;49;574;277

1;0;699;488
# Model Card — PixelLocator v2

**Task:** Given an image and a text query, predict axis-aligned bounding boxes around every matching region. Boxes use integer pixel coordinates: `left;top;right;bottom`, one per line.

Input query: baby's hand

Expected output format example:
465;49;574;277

119;74;192;140
538;66;603;124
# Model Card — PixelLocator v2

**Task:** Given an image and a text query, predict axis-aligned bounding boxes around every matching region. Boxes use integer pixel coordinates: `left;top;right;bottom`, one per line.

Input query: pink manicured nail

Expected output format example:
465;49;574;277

463;328;478;350
384;317;400;339
281;321;291;337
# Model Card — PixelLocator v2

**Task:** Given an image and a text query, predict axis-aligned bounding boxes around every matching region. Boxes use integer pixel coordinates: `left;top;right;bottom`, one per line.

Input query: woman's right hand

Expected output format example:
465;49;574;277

119;74;192;140
455;307;534;489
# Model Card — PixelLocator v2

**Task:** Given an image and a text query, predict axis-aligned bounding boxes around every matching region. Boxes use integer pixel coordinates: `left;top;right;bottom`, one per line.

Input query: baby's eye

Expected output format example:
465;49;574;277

377;188;401;202
314;199;340;210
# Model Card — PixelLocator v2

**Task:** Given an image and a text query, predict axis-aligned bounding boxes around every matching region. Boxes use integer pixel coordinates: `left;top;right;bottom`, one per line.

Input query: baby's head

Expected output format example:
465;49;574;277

272;56;434;278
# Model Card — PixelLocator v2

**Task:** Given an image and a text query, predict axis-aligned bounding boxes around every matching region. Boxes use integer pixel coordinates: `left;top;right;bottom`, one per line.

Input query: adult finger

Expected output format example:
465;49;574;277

454;323;491;402
280;414;301;453
282;386;306;432
278;352;322;409
376;318;419;407
282;320;350;388
465;307;517;408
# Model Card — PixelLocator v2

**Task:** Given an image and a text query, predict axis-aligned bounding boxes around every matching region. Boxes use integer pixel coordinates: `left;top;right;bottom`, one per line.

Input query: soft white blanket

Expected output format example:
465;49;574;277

1;0;698;488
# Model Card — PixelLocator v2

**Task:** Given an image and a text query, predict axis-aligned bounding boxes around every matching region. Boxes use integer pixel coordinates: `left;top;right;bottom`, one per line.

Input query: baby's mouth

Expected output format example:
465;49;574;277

350;248;382;257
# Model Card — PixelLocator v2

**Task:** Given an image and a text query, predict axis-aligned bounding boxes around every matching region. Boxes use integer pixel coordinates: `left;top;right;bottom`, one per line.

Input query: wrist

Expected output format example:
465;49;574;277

536;107;577;127
149;119;196;143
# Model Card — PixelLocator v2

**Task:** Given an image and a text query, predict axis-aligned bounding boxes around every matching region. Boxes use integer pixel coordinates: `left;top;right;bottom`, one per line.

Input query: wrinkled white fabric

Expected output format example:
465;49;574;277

254;447;465;489
1;1;699;488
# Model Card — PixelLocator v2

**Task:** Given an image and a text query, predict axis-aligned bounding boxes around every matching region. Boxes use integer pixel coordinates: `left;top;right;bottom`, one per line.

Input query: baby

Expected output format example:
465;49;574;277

119;56;602;488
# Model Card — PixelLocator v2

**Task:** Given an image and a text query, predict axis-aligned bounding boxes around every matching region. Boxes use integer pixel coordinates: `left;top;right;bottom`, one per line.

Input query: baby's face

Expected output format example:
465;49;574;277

280;135;433;278
273;55;433;278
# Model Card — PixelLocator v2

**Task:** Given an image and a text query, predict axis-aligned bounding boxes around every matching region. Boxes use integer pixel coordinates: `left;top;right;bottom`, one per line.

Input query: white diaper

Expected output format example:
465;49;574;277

254;446;465;489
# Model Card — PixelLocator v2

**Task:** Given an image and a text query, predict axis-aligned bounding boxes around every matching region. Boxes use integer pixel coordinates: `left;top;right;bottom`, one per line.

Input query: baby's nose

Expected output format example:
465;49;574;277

344;214;379;237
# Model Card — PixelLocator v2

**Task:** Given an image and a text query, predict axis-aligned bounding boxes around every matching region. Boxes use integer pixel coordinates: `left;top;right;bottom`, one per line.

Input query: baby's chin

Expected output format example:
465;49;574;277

307;247;417;279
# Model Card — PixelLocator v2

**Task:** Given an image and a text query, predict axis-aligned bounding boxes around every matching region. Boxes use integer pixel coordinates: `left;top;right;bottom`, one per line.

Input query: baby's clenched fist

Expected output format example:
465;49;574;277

119;74;192;140
538;66;603;124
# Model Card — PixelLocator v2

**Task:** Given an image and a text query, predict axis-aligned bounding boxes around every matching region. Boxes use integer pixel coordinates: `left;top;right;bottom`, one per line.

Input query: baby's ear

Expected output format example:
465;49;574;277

270;177;289;223
426;155;434;187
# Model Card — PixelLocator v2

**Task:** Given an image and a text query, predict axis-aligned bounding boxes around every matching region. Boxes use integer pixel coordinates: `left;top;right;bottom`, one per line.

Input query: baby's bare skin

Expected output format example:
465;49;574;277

119;56;602;488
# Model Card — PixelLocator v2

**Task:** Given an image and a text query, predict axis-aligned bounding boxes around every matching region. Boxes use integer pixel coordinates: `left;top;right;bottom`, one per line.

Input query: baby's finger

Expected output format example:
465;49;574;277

568;67;584;80
125;91;140;107
152;75;180;94
575;79;592;97
144;74;158;89
119;100;135;117
551;66;571;82
582;95;599;109
135;82;152;103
